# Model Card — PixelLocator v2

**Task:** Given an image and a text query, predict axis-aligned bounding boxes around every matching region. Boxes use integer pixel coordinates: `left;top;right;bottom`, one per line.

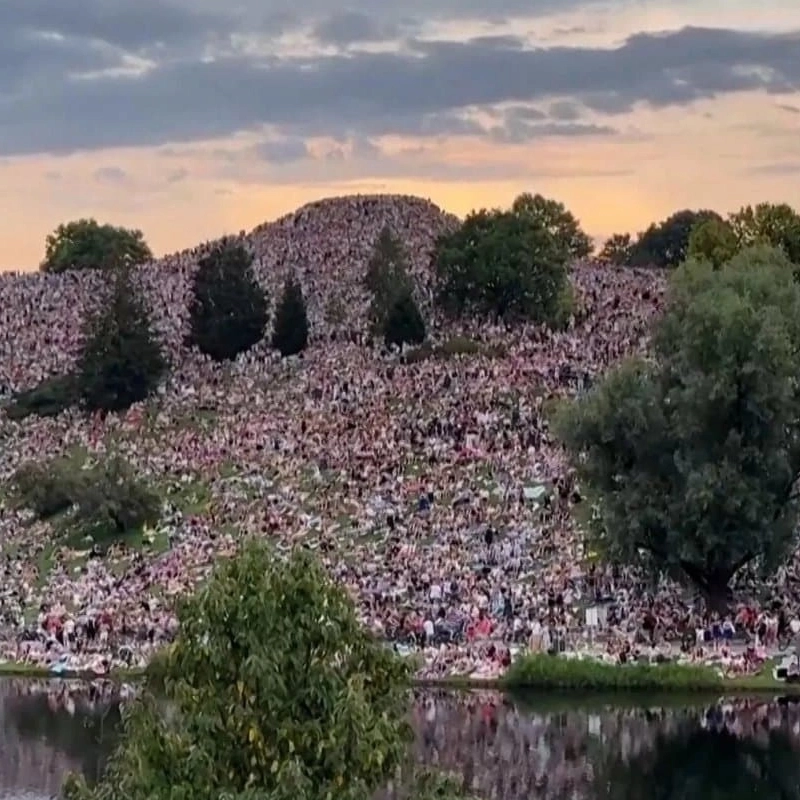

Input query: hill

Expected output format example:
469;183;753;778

0;192;667;677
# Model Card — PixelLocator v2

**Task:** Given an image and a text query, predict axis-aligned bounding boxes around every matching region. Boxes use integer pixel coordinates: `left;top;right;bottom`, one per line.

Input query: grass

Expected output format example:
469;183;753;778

405;336;507;364
501;653;724;692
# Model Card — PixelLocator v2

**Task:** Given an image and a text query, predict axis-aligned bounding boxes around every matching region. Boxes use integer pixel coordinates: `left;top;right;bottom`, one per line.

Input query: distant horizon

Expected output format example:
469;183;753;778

1;0;799;271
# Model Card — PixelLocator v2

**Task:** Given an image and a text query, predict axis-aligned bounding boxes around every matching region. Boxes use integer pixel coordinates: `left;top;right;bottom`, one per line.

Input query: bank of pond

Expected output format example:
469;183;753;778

2;675;800;799
2;652;795;695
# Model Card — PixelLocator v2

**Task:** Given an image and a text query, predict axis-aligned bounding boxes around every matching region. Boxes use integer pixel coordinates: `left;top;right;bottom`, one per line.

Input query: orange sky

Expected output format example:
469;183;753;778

1;2;799;270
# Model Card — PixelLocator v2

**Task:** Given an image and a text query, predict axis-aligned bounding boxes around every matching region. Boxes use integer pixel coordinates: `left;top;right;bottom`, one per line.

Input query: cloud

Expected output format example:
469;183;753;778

0;23;799;155
255;138;311;163
93;165;129;183
777;103;800;113
311;11;408;45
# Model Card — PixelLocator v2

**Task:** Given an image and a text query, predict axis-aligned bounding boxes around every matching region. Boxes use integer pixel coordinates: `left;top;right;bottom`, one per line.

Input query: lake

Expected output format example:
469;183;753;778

2;679;800;799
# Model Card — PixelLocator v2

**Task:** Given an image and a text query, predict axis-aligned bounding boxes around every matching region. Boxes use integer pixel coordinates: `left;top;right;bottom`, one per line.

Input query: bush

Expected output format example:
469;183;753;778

10;460;80;519
75;267;166;414
502;653;723;691
187;240;269;362
3;373;79;421
10;454;160;546
69;458;161;545
271;276;309;357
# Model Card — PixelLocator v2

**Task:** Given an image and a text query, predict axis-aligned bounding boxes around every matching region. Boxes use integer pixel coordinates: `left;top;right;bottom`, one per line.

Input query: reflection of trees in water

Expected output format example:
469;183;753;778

594;723;800;800
5;693;121;785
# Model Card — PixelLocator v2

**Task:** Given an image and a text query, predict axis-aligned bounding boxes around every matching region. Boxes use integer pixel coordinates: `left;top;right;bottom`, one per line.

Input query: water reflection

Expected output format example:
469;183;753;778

2;680;800;799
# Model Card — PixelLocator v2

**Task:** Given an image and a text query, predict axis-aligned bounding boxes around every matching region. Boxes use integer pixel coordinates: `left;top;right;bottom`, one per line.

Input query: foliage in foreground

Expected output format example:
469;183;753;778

10;454;160;545
186;240;269;362
502;653;723;692
434;207;570;324
556;246;800;608
76;267;166;414
41;219;153;273
271;276;309;357
63;540;414;800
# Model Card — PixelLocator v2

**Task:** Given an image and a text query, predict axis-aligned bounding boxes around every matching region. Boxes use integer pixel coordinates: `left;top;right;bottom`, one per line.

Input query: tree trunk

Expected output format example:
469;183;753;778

704;580;733;617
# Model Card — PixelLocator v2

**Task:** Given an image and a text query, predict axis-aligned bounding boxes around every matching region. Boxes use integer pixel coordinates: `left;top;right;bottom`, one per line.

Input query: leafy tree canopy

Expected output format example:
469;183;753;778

75;267;166;414
434;208;570;325
687;217;740;269
41;219;152;273
597;233;634;267
186;240;269;362
728;202;800;264
555;246;800;608
511;192;594;260
63;540;414;800
272;276;310;357
630;209;721;268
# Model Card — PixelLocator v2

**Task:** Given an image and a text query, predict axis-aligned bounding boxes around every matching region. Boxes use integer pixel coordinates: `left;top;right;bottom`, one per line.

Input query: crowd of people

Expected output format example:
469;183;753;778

0;193;797;678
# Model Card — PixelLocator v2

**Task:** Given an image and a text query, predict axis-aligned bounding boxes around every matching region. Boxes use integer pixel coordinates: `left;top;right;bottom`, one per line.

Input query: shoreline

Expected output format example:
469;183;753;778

3;657;800;696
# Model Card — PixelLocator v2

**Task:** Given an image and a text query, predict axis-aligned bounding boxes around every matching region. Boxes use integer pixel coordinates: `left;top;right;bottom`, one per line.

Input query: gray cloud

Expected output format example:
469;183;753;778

2;0;236;52
256;138;311;163
777;103;800;113
0;22;799;155
312;10;409;45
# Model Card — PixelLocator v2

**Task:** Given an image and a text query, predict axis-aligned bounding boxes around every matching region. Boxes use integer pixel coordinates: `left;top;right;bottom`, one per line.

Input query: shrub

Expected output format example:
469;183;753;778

502;653;723;691
187;240;269;362
3;373;79;421
10;460;79;519
69;458;161;545
10;454;160;546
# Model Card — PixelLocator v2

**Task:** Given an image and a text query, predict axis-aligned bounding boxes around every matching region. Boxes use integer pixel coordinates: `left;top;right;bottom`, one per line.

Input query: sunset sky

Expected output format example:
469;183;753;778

1;0;799;271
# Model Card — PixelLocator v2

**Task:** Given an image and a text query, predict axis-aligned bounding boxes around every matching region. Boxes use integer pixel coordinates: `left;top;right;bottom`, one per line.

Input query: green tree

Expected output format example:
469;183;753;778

555;246;800;609
186;240;269;362
687;217;740;268
597;233;633;266
41;219;152;273
365;226;408;295
630;209;721;268
75;267;166;414
434;209;569;324
63;540;413;800
728;202;800;264
511;192;593;259
383;289;426;348
272;276;309;357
